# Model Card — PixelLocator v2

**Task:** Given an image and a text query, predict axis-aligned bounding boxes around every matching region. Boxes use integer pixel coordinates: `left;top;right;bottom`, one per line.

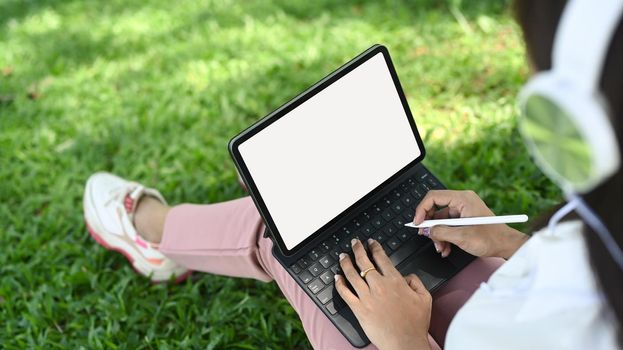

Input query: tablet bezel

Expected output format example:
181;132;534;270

229;44;426;256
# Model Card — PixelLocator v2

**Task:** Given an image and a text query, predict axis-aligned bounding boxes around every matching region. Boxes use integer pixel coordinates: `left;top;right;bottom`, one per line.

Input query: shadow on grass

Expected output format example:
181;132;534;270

1;0;514;79
1;0;513;28
0;0;78;25
271;0;512;21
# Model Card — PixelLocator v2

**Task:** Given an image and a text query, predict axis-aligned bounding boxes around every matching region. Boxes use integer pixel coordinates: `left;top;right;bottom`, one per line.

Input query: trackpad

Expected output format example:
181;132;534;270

397;247;458;291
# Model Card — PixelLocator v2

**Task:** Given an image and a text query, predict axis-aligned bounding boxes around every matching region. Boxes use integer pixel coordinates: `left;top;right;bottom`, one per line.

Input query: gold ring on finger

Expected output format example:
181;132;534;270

360;267;376;278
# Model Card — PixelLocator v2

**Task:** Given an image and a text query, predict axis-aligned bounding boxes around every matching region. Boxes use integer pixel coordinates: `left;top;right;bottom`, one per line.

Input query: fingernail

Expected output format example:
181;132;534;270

421;228;430;237
351;238;358;246
339;253;347;261
334;274;340;281
367;238;374;245
434;242;441;253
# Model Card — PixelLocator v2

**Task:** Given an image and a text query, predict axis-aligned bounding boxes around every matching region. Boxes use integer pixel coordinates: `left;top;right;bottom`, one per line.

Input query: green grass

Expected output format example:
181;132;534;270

0;0;561;348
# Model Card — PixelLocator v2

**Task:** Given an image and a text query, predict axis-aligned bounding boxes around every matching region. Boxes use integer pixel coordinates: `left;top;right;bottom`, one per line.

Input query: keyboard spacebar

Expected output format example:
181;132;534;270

389;237;431;267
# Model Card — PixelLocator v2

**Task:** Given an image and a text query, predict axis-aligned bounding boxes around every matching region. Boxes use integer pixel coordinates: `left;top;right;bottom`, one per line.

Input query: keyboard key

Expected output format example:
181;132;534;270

324;238;335;251
361;224;374;236
308;278;325;294
308;263;322;277
319;255;334;268
379;197;391;208
397;229;411;242
391;202;404;214
320;270;334;285
308;249;321;261
330;264;341;275
402;194;415;206
361;210;372;221
351;218;363;230
299;271;313;284
321;241;332;252
403;211;415;221
342;226;353;236
351;233;363;242
317;284;334;304
426;177;439;188
372;204;383;214
383;224;397;236
326;301;338;315
401;181;410;191
400;187;410;197
371;216;385;228
382;209;394;221
332;234;342;244
330;250;340;260
297;257;310;269
412;186;424;199
394;217;406;227
372;231;387;243
391;190;402;200
345;222;357;233
387;236;401;251
291;264;302;274
340;240;351;252
416;184;428;196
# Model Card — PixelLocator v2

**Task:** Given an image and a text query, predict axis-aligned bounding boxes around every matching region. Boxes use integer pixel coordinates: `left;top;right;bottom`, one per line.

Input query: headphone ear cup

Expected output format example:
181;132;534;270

518;73;621;194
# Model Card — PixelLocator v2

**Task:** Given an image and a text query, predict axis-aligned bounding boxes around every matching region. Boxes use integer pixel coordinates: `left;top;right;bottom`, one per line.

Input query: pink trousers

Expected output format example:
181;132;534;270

159;197;503;350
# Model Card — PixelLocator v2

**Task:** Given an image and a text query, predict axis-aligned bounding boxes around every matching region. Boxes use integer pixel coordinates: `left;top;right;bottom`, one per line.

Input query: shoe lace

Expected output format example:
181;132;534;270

104;185;132;207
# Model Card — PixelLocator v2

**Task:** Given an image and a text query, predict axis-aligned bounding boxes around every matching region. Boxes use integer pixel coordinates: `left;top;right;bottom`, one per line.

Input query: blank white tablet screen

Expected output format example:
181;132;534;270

238;53;421;250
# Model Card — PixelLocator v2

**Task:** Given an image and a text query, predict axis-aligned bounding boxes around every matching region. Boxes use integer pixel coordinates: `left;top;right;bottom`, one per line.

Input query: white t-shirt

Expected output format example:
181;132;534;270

445;220;619;350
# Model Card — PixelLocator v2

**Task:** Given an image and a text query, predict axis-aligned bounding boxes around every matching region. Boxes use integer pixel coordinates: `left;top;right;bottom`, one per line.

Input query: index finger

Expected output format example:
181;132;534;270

334;275;360;310
414;190;459;225
367;239;400;277
351;239;381;282
339;253;369;297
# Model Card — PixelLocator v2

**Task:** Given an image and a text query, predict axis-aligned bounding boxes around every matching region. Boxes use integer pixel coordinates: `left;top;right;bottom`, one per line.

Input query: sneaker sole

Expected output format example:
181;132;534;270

85;219;191;284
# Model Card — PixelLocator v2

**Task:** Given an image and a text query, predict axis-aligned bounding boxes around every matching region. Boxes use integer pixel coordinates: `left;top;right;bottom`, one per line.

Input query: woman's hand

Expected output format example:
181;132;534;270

335;238;432;350
414;190;528;259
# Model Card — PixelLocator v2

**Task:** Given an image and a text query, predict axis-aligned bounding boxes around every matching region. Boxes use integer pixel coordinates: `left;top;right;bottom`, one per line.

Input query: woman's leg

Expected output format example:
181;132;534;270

157;196;441;350
428;257;505;347
158;198;272;281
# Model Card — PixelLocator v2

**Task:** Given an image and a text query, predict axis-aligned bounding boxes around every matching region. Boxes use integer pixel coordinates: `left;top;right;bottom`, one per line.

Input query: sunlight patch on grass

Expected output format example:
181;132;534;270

18;8;61;34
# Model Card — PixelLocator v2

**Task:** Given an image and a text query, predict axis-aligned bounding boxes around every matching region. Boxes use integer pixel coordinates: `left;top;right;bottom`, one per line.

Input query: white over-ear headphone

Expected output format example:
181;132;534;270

518;0;622;195
518;0;623;270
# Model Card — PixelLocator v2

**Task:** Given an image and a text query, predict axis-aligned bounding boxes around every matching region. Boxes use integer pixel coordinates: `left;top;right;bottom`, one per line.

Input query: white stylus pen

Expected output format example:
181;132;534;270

404;214;529;229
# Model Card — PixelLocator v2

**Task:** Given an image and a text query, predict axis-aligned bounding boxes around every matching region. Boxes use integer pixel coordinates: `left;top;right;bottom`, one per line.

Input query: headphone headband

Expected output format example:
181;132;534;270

553;0;623;91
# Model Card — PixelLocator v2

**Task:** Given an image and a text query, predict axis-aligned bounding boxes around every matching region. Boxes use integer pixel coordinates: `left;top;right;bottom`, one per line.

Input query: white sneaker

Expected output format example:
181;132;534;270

83;172;190;282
